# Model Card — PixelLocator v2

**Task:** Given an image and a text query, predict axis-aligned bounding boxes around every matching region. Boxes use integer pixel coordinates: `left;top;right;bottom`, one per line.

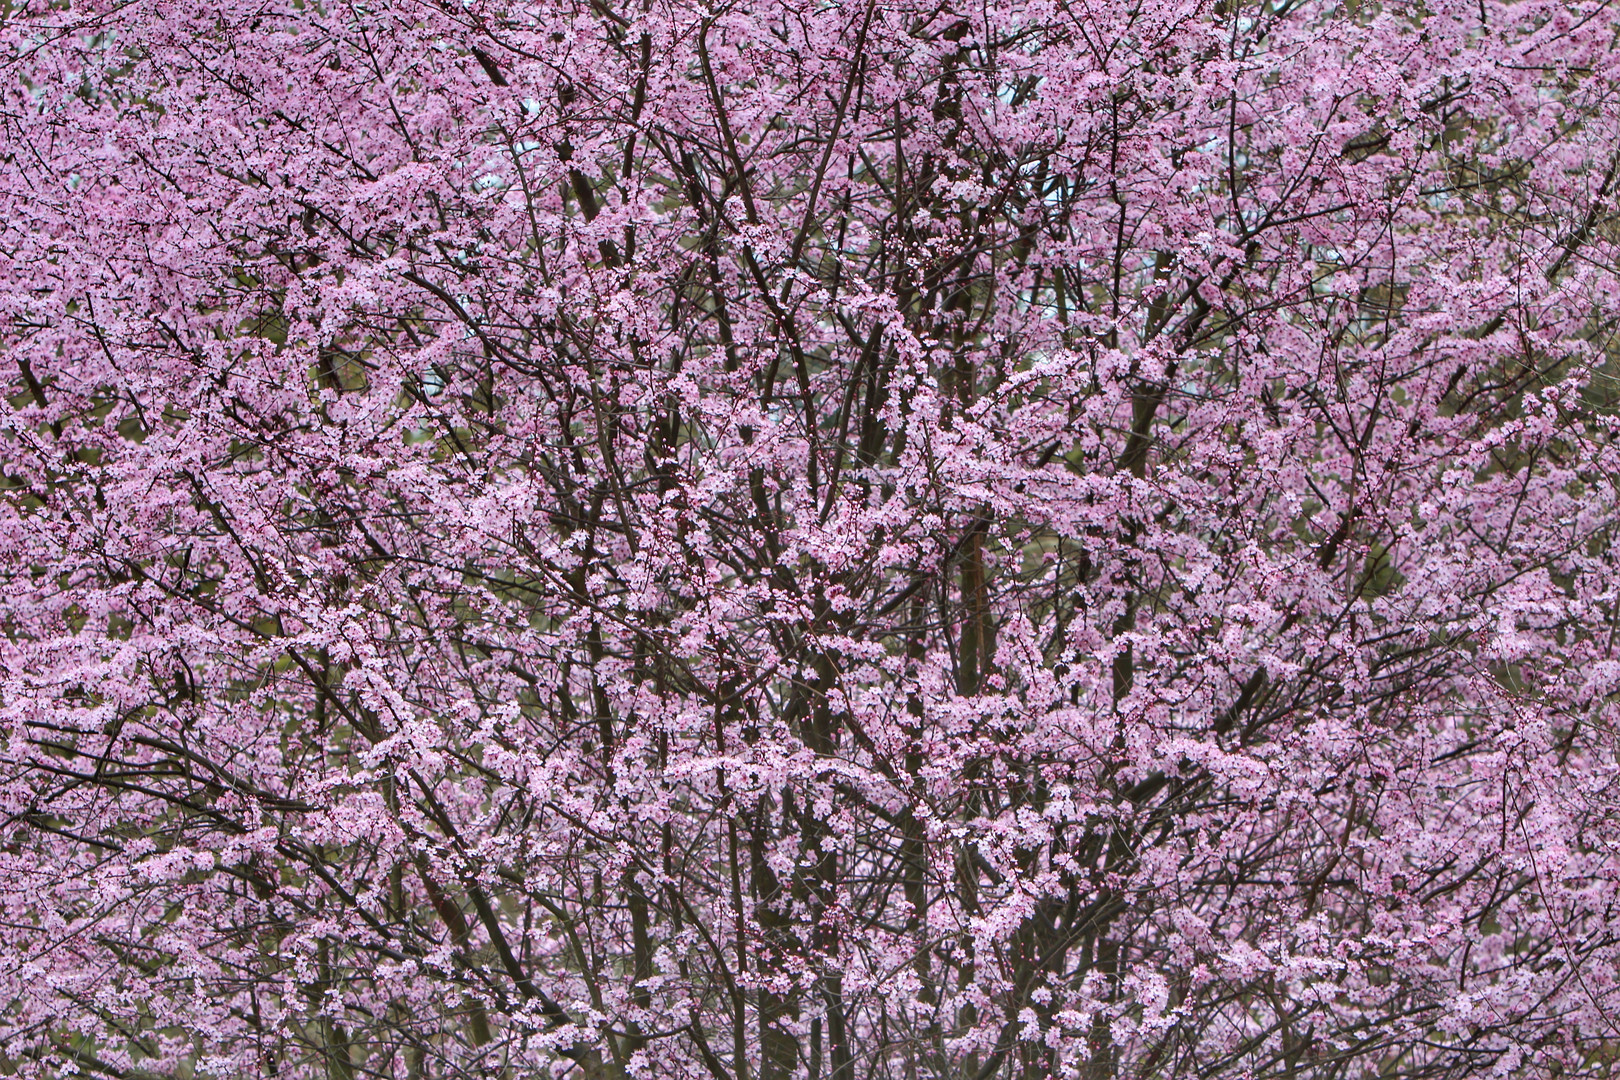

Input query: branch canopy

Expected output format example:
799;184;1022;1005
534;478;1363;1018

1;0;1619;1078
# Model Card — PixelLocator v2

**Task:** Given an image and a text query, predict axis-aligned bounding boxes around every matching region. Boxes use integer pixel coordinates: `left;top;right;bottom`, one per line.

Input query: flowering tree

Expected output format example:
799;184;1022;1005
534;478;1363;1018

2;0;1620;1076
